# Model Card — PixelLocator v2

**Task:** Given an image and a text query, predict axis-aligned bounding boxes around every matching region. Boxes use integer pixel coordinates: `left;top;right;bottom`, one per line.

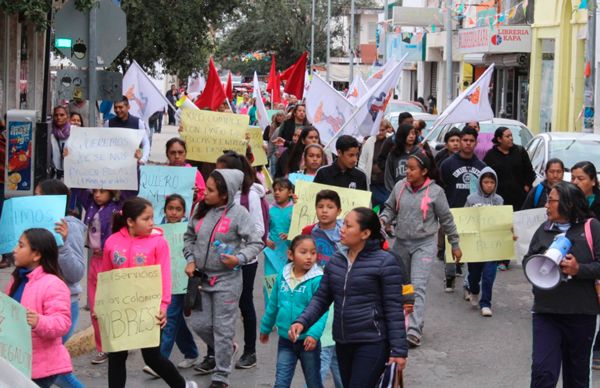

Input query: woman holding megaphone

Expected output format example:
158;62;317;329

524;182;600;388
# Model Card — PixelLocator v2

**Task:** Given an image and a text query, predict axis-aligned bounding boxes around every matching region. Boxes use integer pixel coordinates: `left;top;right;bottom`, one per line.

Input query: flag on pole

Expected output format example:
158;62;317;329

195;58;227;111
266;55;282;104
253;72;270;131
122;60;171;124
226;72;233;101
365;60;396;89
282;52;308;99
432;64;495;128
346;75;368;106
305;73;354;147
187;74;205;100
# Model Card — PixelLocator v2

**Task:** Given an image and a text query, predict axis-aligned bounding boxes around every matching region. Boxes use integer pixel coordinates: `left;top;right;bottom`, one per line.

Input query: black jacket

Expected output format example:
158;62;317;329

295;240;408;357
524;219;600;315
313;163;368;190
483;145;535;210
521;181;552;210
279;118;308;148
590;187;600;220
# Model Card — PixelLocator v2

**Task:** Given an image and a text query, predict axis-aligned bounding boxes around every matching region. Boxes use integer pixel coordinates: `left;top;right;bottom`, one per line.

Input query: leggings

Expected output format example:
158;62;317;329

108;347;186;388
239;262;258;355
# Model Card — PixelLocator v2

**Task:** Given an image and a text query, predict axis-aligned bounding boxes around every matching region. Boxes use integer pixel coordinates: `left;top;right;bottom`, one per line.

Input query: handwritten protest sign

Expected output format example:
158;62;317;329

445;205;514;263
139;166;196;224
162;223;188;295
94;266;162;352
181;110;249;163
513;208;547;264
247;126;268;166
288;181;372;238
64;127;143;190
0;292;32;378
288;173;315;185
0;195;66;254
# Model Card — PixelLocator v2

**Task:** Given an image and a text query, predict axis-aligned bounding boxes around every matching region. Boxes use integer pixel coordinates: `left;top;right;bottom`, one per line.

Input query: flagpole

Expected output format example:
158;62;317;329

326;0;331;82
310;0;315;76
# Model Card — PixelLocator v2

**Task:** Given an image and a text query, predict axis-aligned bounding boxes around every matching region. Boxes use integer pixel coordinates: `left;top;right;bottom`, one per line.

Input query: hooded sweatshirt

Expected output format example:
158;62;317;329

380;178;459;248
464;167;504;207
260;262;327;340
101;227;172;312
60;216;87;301
183;169;264;280
383;145;420;192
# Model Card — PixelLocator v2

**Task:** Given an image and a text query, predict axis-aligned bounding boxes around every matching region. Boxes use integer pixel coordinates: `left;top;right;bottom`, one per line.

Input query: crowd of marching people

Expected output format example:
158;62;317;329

3;89;600;388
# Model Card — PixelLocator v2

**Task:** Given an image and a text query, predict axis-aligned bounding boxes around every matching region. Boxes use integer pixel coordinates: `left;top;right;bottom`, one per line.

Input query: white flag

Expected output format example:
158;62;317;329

187;74;205;100
346;75;368;105
304;70;311;98
252;72;270;131
432;64;495;128
365;60;396;89
305;74;354;147
122;61;171;124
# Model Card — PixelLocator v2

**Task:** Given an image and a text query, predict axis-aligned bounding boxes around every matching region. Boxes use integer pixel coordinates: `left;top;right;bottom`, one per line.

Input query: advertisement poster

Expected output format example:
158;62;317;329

5;111;36;197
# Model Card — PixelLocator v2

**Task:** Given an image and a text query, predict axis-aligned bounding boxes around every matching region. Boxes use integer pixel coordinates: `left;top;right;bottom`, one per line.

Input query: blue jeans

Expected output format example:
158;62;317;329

335;341;389;388
33;375;60;388
276;337;322;388
370;183;389;209
466;262;497;308
161;294;199;359
55;301;84;388
320;345;343;388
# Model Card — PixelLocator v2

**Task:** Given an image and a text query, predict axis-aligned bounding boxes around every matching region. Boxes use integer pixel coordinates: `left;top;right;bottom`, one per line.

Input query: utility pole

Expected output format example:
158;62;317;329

383;0;388;63
88;5;98;126
326;0;331;82
445;0;453;108
310;0;316;76
349;0;355;82
585;0;596;132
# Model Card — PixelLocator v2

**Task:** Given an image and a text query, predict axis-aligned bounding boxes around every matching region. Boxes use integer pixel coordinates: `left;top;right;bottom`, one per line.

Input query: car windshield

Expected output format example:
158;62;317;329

386;102;423;114
549;139;600;170
478;123;533;146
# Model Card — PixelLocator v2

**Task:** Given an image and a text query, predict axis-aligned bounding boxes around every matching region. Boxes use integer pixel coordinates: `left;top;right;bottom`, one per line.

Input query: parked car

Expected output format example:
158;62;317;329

526;132;600;184
385;111;438;135
385;100;426;115
423;118;534;156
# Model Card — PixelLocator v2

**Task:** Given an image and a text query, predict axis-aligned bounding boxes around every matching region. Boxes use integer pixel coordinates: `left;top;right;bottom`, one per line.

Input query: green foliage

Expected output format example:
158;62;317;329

0;0;96;29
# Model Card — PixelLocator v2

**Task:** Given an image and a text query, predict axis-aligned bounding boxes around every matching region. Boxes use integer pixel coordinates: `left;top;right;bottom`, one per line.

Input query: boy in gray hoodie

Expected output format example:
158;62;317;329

183;169;264;388
463;167;503;317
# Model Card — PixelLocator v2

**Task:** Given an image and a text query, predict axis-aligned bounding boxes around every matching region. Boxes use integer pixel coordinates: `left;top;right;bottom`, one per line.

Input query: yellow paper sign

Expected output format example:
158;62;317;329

94;265;162;352
288;181;372;238
445;205;514;263
247;126;268;166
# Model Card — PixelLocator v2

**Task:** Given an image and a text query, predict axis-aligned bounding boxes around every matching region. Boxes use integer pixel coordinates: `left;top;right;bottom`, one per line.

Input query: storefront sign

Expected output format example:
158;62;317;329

387;32;425;62
459;26;531;54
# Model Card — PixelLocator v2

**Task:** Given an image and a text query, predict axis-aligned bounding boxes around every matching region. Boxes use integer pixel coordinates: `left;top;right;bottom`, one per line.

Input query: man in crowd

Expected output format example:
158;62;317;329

314;135;367;190
107;96;151;165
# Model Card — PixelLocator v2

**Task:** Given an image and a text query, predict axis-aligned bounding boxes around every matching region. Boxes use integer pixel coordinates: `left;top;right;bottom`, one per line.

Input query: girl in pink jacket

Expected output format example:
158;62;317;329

7;228;72;387
100;197;196;388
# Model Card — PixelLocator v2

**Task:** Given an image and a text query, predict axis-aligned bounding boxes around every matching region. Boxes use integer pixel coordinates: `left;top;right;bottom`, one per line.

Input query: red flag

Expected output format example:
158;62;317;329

272;72;282;104
195;58;226;111
282;52;308;100
266;56;277;92
226;72;233;100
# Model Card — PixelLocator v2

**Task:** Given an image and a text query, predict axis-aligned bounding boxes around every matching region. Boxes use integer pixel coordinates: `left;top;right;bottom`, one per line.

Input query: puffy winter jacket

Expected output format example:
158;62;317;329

294;239;408;357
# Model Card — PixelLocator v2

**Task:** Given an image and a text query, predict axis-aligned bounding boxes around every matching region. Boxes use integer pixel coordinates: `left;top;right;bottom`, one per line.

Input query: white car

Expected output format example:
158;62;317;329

385;111;437;134
526;132;600;184
423;118;534;156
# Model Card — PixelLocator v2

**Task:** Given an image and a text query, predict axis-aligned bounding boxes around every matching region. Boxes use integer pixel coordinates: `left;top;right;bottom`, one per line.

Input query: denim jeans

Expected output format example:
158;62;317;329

335;341;389;388
320;345;343;388
161;294;199;359
275;337;322;388
370;183;390;210
33;374;60;388
55;301;84;388
466;262;497;308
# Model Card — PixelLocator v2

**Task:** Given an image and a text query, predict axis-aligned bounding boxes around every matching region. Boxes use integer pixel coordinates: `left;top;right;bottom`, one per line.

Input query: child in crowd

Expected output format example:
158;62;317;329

183;169;264;388
302;189;343;388
71;188;127;364
143;195;200;377
100;197;194;388
260;235;327;388
299;144;326;177
265;178;295;276
463;167;504;317
8;228;72;388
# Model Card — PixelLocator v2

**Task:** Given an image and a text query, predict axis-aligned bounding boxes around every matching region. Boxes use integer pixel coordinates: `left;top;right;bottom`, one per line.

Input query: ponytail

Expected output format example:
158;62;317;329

112;197;152;234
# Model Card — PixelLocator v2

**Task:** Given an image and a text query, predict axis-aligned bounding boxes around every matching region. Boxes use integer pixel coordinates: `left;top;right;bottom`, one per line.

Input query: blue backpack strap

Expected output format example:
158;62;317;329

533;183;544;207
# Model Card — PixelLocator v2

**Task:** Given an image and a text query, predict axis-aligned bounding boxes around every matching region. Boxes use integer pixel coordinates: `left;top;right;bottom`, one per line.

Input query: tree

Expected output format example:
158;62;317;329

0;0;96;29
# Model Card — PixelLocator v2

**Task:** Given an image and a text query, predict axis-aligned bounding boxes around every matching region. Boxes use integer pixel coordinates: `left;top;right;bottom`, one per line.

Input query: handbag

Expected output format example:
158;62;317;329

377;362;404;388
183;272;205;316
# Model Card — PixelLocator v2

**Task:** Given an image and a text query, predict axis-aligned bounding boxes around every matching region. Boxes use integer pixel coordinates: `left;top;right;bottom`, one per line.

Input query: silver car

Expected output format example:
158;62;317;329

526;132;600;184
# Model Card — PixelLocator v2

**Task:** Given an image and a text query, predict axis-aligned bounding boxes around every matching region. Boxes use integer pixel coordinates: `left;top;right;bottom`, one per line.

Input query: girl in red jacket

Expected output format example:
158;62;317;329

8;228;72;387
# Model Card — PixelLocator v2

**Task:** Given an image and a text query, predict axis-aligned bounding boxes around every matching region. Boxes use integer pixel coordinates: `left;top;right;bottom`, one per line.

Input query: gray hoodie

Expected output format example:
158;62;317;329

464;167;504;207
380;178;460;248
183;169;264;279
60;215;87;302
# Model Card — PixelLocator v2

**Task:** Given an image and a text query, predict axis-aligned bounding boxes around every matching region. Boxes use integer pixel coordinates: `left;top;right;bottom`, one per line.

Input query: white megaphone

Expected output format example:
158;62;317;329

523;234;572;290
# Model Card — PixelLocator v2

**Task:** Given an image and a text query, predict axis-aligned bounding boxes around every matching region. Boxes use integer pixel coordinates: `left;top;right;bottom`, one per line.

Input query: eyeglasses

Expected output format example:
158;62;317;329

547;198;560;203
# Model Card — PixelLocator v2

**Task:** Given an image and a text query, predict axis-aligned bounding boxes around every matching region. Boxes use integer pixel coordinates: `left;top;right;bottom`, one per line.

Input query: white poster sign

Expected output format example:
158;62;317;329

513;208;547;264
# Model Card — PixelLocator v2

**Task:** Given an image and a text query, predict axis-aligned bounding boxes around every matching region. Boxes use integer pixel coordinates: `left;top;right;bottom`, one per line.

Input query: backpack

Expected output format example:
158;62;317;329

240;192;270;244
533;183;545;207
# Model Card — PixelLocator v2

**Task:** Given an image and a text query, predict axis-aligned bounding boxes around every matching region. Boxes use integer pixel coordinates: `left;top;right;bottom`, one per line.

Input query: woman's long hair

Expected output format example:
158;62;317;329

553;182;593;224
391;124;416;156
193;171;228;220
284;126;321;176
217;151;258;195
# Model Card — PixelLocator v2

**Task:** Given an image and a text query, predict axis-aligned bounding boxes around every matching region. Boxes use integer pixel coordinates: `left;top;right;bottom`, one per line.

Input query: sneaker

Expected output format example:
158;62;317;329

497;263;508;271
194;356;216;375
444;277;455;293
177;357;200;369
91;352;108;364
186;381;198;388
208;382;228;388
469;293;480;308
142;365;159;378
481;307;493;317
406;334;421;348
235;352;257;369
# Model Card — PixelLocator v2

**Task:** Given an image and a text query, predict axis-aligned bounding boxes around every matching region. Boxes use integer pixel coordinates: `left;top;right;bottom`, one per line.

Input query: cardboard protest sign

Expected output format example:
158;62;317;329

0;195;66;254
161;223;188;295
247;126;268;166
513;208;547;264
0;292;32;377
139;166;196;224
181;110;249;163
288;173;315;185
64;127;143;190
94;265;162;352
445;205;514;263
288;181;372;238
